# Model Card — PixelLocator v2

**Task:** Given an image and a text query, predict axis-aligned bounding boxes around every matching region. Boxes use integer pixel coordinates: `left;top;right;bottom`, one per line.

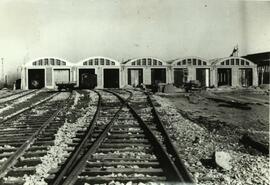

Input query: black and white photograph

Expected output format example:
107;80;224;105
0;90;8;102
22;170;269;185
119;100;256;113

0;0;269;184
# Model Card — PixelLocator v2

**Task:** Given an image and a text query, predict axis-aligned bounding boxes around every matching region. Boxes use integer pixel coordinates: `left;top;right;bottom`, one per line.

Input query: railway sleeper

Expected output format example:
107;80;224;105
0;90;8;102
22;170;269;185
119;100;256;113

0;136;31;143
75;176;167;184
5;167;36;177
105;139;149;143
105;134;146;139
100;143;152;148
80;167;164;175
1;176;25;185
15;158;41;167
97;147;152;153
86;161;160;168
88;157;158;162
0;130;37;135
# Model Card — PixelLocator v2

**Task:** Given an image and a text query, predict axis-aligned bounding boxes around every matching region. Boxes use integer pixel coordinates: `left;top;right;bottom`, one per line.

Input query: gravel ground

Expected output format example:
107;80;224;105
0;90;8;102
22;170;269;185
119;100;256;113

24;91;99;185
153;95;269;185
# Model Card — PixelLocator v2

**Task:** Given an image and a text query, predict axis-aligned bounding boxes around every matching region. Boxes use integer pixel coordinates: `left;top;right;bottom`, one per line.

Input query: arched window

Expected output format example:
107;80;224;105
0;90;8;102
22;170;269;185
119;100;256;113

56;60;60;65
182;60;186;65
236;59;239;65
94;59;98;65
38;60;42;65
100;58;104;65
111;61;115;65
50;59;55;65
193;59;196;65
147;59;151;65
44;59;48;65
148;59;151;66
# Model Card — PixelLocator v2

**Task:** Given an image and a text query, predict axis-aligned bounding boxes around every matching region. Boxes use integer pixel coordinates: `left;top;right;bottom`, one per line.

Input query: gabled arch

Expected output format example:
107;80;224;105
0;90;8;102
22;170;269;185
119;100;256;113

76;56;120;66
211;57;255;66
124;57;166;66
172;56;210;66
25;57;72;67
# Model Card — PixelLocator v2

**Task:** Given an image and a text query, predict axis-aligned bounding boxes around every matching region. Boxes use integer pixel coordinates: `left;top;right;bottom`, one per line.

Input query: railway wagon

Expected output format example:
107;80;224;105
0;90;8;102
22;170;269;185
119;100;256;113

21;57;74;90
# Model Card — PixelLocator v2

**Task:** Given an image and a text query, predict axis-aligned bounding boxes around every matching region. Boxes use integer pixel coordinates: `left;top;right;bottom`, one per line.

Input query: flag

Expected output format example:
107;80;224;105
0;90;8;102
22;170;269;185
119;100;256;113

230;45;239;57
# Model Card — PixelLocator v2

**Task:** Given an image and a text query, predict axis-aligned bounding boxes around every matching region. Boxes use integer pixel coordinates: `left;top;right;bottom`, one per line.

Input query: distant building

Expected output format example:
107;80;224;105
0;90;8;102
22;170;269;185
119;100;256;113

210;57;258;87
243;52;270;85
21;55;259;90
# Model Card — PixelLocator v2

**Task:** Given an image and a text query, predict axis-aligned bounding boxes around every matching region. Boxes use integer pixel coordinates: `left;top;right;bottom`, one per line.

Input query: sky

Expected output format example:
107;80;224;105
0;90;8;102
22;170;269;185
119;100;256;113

0;0;269;81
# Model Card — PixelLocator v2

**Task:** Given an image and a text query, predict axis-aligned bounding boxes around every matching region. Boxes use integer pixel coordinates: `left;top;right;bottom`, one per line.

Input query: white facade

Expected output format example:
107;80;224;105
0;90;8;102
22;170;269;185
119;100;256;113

21;56;258;90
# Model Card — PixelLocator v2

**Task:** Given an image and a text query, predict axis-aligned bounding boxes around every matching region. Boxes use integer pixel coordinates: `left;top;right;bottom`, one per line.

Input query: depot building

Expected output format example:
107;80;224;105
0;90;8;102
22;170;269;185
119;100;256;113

20;56;258;89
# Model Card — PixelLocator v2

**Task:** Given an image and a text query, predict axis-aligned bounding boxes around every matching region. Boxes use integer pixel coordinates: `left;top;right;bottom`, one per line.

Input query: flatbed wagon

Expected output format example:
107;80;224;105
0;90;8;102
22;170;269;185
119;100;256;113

55;82;76;92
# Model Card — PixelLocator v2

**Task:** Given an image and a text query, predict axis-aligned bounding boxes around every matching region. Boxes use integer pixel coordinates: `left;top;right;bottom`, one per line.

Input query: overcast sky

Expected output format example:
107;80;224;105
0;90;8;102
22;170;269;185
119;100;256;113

0;0;269;78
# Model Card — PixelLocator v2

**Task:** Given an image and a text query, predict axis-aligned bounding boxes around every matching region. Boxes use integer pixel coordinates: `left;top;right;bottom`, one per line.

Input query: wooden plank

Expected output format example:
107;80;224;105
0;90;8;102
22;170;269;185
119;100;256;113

86;161;160;167
81;167;164;174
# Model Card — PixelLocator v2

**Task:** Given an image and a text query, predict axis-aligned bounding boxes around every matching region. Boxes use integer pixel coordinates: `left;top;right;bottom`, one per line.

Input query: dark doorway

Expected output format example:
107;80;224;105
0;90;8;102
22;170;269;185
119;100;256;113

28;69;45;89
151;68;166;84
196;68;210;87
104;69;119;88
174;68;188;87
128;69;143;87
218;68;232;86
79;69;97;89
239;68;253;87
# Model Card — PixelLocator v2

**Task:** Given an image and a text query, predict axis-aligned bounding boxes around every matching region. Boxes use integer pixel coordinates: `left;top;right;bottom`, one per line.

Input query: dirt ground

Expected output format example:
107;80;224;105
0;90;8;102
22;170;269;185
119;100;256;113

154;89;269;184
157;89;269;151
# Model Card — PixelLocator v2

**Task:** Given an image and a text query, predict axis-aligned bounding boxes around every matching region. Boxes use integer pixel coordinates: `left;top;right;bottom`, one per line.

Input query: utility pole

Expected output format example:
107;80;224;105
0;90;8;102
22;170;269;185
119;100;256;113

1;58;4;84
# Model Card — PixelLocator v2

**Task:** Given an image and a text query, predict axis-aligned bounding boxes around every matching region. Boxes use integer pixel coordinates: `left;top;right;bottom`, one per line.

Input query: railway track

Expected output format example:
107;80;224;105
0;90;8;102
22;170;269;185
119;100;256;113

0;89;193;185
0;90;30;100
0;90;38;105
49;89;193;185
0;90;101;185
0;90;58;123
0;91;73;184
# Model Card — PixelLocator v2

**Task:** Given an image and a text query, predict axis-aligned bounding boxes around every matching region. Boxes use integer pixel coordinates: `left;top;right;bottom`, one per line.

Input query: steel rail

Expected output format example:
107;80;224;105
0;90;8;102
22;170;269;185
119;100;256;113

0;90;34;100
0;91;59;124
0;92;73;178
146;92;194;183
52;90;132;185
0;89;39;105
110;90;186;182
51;90;101;185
